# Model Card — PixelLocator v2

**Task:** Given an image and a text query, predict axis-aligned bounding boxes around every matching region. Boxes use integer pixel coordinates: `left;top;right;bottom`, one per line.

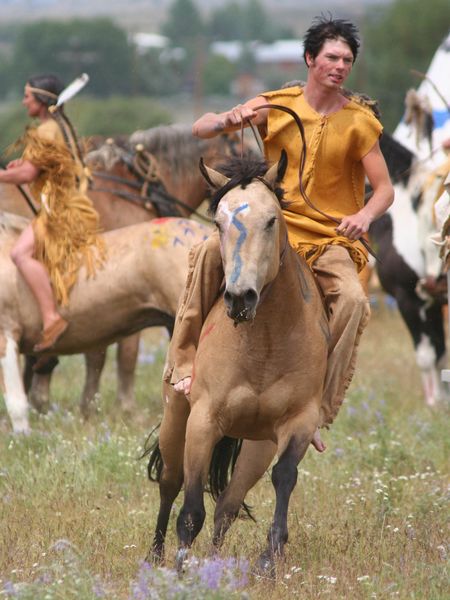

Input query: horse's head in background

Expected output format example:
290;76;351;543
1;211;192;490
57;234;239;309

200;151;288;323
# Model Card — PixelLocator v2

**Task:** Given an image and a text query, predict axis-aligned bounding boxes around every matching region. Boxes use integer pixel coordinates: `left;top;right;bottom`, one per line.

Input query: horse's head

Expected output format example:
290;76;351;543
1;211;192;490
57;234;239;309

201;152;288;324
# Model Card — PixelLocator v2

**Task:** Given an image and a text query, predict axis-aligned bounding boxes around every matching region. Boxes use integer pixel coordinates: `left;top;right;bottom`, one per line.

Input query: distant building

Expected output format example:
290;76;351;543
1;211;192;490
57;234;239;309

211;39;304;96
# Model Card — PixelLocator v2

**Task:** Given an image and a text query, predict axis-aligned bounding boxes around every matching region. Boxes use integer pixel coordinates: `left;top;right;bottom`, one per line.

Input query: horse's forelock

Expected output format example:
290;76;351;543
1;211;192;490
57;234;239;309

208;155;287;215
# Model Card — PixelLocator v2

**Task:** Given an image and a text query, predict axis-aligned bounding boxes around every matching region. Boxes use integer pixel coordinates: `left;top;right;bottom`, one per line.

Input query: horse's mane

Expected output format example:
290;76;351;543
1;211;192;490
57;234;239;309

379;132;415;186
129;124;228;184
207;154;287;215
85;140;128;171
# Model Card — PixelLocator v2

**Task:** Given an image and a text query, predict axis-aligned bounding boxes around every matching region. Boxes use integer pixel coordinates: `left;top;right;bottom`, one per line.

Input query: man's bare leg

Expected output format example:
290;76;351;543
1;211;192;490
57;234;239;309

173;376;326;452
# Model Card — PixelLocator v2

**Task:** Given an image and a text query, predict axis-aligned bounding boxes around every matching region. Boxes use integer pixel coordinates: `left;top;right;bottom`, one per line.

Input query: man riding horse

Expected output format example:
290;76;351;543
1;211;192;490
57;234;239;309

165;16;394;448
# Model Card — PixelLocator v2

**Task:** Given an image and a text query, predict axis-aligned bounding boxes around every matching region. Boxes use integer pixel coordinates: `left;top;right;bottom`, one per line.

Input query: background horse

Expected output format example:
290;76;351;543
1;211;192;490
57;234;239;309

368;28;450;406
0;213;209;433
148;154;330;573
369;133;449;406
2;124;232;414
76;125;232;412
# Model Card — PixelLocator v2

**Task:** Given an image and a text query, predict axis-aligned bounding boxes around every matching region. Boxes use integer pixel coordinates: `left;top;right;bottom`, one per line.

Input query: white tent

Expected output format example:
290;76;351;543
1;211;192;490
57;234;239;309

393;31;450;166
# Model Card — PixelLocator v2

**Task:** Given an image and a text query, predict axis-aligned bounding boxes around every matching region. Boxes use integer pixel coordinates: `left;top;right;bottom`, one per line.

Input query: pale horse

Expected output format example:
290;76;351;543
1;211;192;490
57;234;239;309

2;124;233;414
0;212;209;433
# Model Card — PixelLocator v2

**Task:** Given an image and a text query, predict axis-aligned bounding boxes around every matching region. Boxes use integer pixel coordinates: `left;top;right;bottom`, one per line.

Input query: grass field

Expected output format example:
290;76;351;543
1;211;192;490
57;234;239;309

0;297;448;599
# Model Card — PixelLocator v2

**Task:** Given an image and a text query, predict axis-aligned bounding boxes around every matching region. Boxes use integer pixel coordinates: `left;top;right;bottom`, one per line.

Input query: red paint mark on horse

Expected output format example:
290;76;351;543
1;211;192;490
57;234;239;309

200;323;215;342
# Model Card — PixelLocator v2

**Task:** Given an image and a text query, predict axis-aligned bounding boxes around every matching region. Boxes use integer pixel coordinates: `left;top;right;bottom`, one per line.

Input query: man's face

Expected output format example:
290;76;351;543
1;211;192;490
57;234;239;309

306;38;354;89
22;85;45;118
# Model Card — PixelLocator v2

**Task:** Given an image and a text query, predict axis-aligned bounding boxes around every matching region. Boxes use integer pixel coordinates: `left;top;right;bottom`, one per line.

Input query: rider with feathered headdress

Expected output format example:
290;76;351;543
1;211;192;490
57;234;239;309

0;73;104;352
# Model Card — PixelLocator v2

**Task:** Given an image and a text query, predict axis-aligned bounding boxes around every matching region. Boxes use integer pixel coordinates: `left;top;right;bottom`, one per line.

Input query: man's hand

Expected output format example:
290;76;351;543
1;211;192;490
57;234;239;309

335;210;373;241
174;376;192;396
221;104;259;130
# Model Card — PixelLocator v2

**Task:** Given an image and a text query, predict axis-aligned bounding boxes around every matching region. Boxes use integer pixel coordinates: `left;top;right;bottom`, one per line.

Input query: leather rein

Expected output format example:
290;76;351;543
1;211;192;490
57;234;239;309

90;145;212;222
241;103;380;262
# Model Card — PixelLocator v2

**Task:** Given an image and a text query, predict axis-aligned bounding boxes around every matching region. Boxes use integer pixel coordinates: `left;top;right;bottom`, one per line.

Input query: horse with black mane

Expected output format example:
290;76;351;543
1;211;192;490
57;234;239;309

146;152;331;572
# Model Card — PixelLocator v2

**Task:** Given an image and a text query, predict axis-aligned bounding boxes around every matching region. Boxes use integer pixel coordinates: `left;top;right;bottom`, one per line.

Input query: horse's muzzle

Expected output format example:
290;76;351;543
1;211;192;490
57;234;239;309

224;288;259;325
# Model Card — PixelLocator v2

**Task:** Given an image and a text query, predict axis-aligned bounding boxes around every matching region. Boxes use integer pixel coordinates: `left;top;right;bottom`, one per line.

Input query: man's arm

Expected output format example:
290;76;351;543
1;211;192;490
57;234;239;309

0;160;39;185
335;141;394;240
192;96;270;139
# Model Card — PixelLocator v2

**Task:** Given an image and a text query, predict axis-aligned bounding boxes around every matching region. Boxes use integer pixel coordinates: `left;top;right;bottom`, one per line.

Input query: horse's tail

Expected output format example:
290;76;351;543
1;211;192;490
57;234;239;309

208;436;255;521
141;425;163;482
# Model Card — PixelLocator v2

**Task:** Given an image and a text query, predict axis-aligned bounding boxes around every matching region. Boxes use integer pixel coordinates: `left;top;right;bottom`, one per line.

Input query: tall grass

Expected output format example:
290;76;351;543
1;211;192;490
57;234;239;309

0;300;448;599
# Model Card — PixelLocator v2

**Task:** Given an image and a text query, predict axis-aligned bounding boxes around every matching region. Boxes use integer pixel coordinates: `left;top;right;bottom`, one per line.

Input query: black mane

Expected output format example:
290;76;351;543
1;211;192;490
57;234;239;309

207;153;287;215
380;132;415;186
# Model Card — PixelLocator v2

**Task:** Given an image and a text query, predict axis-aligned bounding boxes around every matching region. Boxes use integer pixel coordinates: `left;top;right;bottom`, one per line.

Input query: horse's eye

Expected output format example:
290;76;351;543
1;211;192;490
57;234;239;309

265;216;277;230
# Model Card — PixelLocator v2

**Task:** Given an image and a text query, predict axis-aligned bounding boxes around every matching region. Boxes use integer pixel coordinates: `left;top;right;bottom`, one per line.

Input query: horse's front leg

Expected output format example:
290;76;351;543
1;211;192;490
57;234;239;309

148;382;190;564
0;332;30;433
212;439;276;549
257;407;319;576
176;403;221;569
24;355;58;414
80;348;107;419
116;332;140;412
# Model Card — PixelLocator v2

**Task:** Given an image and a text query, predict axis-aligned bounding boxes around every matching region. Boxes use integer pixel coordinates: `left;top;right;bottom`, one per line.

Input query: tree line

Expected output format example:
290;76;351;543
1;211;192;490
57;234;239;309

0;0;448;135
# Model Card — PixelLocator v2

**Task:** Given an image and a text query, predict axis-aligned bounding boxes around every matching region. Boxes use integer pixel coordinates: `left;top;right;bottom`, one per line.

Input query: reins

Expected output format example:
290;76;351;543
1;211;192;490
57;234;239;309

90;146;212;223
240;103;380;262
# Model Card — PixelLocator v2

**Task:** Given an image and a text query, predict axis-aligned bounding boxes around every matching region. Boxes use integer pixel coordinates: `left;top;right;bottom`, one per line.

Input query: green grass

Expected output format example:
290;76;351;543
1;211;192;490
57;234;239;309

0;300;448;599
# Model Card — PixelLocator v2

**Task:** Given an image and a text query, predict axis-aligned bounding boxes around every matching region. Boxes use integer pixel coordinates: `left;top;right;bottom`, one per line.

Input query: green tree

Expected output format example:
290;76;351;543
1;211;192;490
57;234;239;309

203;55;236;95
358;0;450;131
9;19;135;98
0;96;172;156
208;0;294;42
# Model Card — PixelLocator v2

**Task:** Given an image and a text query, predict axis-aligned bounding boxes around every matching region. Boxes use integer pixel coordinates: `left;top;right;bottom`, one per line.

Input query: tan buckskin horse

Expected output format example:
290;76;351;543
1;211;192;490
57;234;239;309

147;153;330;573
0;212;209;433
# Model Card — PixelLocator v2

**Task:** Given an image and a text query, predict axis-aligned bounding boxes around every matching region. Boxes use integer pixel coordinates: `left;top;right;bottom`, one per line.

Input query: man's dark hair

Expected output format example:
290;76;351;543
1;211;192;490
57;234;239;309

27;74;65;106
302;16;360;65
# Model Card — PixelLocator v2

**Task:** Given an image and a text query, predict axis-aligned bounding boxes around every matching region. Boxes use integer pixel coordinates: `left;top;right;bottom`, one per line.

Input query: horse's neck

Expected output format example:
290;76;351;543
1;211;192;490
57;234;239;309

157;164;207;214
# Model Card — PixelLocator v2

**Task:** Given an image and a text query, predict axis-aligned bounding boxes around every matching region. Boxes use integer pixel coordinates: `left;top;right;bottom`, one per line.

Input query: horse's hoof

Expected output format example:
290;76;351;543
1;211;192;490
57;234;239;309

146;547;164;566
253;553;276;579
175;547;189;573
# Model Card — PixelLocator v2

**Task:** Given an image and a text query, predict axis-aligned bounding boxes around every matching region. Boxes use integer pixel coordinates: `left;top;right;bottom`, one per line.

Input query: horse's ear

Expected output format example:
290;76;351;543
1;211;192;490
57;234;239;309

264;150;288;187
199;157;230;189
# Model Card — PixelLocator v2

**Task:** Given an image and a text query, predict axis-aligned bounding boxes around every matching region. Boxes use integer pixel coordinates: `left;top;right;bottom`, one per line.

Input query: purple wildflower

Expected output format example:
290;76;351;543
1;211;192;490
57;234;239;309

2;581;16;597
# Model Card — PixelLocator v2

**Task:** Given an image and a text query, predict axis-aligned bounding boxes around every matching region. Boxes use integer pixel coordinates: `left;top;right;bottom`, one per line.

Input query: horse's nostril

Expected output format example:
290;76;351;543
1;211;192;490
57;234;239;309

244;289;258;307
224;290;233;307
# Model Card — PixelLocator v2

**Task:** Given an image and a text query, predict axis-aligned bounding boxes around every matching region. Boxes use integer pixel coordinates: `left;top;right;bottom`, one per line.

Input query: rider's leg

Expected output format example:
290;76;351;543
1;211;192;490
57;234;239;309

165;230;223;391
312;245;370;427
11;223;68;350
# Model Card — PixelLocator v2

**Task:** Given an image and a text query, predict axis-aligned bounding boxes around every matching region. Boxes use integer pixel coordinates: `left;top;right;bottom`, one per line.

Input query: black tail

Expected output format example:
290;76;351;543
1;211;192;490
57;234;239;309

208;436;255;521
142;431;255;520
141;424;163;482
